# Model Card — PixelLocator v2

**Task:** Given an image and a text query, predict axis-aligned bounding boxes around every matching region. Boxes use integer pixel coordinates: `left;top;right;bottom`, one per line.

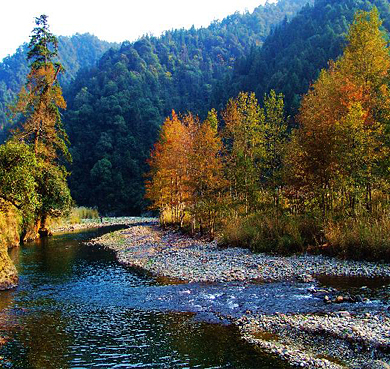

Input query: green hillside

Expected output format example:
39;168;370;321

0;33;117;141
220;0;390;115
64;0;311;214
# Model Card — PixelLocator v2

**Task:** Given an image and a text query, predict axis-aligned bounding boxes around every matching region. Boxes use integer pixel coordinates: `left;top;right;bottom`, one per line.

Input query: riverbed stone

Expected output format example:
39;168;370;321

363;360;390;369
87;222;390;285
86;218;390;369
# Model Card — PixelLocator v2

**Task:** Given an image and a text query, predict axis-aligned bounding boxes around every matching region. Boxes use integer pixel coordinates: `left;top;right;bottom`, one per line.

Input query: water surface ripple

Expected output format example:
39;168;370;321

0;226;290;369
0;226;388;368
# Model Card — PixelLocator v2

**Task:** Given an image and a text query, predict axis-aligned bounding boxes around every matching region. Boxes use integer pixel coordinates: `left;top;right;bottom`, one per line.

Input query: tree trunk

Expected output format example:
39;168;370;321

38;213;50;237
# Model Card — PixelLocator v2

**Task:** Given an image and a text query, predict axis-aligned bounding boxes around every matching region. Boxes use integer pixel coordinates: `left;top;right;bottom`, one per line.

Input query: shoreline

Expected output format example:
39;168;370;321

86;220;390;368
87;222;390;283
50;216;157;234
237;312;390;369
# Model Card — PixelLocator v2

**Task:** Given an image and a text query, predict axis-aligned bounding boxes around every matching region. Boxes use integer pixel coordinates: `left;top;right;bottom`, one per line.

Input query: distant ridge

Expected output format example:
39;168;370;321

0;33;117;141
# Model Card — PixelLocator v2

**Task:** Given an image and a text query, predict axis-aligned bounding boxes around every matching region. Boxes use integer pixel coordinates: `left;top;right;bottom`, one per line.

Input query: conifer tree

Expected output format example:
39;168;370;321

12;15;72;233
13;15;69;162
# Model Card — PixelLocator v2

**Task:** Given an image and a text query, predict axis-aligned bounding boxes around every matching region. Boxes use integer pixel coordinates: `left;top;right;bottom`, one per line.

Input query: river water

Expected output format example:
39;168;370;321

0;226;290;369
1;226;389;368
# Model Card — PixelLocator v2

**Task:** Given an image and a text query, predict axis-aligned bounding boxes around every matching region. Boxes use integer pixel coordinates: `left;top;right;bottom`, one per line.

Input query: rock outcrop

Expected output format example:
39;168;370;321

0;246;18;290
0;205;20;289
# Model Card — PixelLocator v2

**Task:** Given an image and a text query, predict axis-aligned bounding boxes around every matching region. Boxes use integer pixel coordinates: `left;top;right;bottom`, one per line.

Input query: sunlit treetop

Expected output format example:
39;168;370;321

27;15;63;76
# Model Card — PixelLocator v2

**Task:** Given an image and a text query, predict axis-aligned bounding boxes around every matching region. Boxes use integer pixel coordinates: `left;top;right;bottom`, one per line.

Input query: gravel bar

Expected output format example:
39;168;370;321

237;312;390;368
86;219;390;368
51;216;156;234
87;222;390;283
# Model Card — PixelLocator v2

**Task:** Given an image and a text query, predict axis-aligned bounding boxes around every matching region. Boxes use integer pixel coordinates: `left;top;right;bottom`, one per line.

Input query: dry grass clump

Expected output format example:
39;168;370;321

221;212;322;255
48;206;100;227
324;216;390;261
222;209;390;261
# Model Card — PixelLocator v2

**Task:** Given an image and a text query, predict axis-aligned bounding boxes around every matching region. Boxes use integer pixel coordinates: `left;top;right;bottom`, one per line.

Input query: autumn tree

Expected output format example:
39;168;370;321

187;109;225;236
338;7;390;212
262;90;288;207
145;111;191;226
289;66;342;214
288;8;390;216
13;15;68;161
11;15;72;233
222;92;265;215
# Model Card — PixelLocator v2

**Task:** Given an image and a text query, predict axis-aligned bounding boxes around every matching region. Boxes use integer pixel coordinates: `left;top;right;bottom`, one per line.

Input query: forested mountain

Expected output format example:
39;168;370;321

2;0;388;218
220;0;390;115
65;0;312;214
0;33;116;141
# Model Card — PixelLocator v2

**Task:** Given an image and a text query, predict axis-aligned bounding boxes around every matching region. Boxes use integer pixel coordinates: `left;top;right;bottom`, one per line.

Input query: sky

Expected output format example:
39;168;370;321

0;0;273;61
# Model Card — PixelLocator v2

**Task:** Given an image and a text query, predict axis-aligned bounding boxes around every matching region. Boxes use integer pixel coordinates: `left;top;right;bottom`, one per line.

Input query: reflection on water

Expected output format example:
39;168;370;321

8;311;70;369
0;227;289;369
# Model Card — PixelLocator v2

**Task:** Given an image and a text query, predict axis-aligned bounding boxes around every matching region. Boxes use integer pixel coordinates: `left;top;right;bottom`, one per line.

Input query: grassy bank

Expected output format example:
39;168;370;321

48;207;100;229
0;205;100;245
221;212;390;262
324;216;390;261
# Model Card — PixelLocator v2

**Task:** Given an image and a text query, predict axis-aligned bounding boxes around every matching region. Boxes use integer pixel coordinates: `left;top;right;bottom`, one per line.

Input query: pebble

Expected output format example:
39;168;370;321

86;218;390;369
87;221;390;284
238;312;390;369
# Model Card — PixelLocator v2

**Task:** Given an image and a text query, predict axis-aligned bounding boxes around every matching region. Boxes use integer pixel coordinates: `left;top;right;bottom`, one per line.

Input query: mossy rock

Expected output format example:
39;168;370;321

0;246;18;290
0;205;20;289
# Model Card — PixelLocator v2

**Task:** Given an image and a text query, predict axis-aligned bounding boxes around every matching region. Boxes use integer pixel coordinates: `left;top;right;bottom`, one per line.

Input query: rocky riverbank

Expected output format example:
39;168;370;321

0;208;20;291
88;222;390;283
86;220;390;368
0;248;18;291
51;216;156;234
237;312;390;369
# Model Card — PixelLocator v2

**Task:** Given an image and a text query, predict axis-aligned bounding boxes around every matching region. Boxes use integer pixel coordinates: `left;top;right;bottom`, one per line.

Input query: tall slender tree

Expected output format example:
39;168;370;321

11;15;72;233
145;111;191;226
222;92;265;215
13;15;69;162
262;90;288;207
187;109;225;236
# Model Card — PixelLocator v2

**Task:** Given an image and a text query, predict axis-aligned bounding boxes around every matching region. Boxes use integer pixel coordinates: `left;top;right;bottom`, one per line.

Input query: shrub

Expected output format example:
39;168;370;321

47;206;100;227
324;216;390;261
221;211;323;255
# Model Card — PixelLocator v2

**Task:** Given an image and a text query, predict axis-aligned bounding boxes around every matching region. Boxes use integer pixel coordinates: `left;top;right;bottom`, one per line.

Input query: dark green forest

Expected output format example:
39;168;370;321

0;33;117;142
64;0;311;214
2;0;389;217
223;0;390;114
66;0;390;215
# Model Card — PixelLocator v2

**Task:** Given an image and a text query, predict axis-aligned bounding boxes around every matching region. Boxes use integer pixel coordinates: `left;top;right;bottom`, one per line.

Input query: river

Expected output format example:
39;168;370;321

0;226;290;369
1;225;389;368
